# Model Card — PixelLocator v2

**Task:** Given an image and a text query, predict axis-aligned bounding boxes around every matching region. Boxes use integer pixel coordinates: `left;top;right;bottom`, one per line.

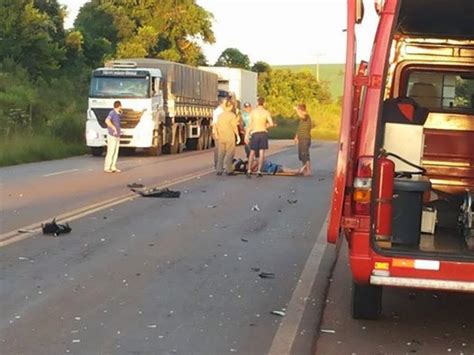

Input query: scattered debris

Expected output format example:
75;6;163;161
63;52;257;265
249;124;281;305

251;204;261;212
321;329;336;334
207;205;217;209
127;183;144;189
251;267;261;272
258;272;275;279
147;325;157;329
18;257;31;261
241;238;248;243
287;199;298;205
133;187;181;198
42;218;71;236
271;310;286;317
277;209;282;213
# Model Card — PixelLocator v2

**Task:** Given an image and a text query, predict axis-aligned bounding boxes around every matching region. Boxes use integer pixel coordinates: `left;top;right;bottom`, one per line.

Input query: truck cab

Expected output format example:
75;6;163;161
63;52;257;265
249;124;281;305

328;0;474;319
86;63;165;156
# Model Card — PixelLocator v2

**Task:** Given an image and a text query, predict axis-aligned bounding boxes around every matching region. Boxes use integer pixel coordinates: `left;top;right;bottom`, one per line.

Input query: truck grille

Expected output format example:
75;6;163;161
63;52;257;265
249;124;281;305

92;108;145;129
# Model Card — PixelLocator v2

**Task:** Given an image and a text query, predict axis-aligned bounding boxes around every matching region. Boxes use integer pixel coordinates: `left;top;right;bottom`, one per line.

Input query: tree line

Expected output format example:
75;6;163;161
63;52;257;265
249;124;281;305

0;0;335;152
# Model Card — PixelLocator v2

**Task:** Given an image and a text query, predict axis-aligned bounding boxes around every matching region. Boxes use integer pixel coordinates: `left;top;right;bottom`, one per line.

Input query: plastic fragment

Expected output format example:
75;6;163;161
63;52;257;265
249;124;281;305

251;204;261;212
270;310;286;317
258;272;275;279
321;329;336;334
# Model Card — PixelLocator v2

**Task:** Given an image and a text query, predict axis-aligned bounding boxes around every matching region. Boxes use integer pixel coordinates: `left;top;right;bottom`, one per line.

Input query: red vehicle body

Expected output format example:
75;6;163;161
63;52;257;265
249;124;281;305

328;0;474;319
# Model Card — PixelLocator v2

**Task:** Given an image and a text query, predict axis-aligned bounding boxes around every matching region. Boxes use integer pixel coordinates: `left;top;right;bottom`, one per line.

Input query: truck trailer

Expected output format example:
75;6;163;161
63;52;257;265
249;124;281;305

86;58;218;156
199;66;258;107
328;0;474;319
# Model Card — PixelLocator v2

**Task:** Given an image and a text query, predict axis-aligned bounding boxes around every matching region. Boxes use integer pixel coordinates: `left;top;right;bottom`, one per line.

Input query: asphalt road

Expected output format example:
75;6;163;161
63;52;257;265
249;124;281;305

0;141;289;235
0;141;338;354
316;242;474;355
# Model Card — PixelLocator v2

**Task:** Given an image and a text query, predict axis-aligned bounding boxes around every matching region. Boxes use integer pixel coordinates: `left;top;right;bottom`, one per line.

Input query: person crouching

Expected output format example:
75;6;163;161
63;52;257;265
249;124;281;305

215;100;241;176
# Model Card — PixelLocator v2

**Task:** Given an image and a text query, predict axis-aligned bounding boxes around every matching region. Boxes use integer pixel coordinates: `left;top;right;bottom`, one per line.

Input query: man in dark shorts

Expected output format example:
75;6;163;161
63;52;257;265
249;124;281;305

245;97;274;177
294;103;312;176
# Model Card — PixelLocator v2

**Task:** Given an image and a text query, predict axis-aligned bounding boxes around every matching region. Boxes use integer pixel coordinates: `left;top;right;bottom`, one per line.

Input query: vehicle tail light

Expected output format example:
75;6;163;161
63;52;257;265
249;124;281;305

353;156;373;214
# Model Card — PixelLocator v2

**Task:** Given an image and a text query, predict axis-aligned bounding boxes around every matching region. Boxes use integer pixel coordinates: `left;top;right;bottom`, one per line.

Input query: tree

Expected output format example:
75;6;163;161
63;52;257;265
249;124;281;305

0;0;66;78
215;48;250;69
75;0;215;66
74;0;118;67
252;61;271;74
258;69;332;118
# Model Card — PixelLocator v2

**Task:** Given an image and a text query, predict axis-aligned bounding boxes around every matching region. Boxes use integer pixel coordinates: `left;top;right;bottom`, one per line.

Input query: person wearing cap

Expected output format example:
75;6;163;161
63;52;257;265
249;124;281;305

241;102;253;157
245;97;274;177
294;103;313;176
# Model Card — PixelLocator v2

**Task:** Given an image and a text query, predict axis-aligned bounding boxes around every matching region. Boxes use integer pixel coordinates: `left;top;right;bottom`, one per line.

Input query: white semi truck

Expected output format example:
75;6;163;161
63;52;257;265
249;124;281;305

199;67;258;107
86;58;218;156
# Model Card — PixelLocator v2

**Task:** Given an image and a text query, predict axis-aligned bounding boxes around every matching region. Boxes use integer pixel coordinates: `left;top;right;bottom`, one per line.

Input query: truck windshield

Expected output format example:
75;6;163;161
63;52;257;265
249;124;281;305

90;76;150;98
406;70;474;112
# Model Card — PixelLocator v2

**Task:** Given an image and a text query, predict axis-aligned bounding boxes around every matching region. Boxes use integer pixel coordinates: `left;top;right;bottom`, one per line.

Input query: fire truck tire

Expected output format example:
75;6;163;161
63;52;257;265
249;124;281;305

351;282;382;320
91;147;104;157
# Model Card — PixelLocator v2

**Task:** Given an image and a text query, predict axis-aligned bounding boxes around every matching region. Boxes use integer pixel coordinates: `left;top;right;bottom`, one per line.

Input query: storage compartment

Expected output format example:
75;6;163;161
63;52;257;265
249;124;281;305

392;178;431;246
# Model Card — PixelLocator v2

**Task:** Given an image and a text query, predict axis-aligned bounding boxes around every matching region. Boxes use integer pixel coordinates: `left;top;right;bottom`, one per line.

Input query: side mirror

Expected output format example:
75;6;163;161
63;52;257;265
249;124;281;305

356;0;365;24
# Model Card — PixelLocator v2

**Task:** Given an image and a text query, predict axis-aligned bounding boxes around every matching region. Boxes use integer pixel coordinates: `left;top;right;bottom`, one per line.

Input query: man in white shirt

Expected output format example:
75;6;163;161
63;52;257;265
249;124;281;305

212;97;227;167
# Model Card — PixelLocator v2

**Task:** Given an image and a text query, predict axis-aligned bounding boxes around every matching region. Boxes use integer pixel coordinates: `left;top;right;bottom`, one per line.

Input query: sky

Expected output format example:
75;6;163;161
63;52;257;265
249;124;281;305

60;0;378;65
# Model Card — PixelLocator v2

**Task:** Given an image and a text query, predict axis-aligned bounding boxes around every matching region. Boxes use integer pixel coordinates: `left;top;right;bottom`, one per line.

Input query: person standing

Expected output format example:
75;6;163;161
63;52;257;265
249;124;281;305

245;97;274;177
215;101;241;176
241;102;252;157
212;97;227;168
104;100;122;173
294;103;313;176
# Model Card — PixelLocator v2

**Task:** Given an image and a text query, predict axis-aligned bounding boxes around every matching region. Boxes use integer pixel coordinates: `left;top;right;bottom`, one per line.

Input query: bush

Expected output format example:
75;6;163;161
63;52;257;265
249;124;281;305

268;103;341;141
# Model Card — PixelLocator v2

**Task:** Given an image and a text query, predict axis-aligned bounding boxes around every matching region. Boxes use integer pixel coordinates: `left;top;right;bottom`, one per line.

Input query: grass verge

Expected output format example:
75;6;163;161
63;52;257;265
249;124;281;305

0;135;87;167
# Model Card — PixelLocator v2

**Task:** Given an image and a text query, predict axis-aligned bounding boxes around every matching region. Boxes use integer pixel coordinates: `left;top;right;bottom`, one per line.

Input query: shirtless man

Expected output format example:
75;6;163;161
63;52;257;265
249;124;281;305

245;97;274;177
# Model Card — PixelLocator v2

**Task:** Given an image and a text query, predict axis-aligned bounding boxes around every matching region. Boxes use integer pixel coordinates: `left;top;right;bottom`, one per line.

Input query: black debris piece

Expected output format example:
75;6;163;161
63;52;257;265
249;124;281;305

258;272;275;279
287;199;298;205
127;183;145;189
134;187;181;198
241;238;249;243
42;218;72;236
251;267;261;272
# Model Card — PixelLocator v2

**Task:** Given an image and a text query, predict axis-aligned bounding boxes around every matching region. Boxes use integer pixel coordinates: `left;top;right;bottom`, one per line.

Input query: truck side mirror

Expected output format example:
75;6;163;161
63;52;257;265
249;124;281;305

356;0;365;24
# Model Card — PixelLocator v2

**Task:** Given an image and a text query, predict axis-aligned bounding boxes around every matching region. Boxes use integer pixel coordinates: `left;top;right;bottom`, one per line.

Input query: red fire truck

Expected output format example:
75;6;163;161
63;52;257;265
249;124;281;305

328;0;474;319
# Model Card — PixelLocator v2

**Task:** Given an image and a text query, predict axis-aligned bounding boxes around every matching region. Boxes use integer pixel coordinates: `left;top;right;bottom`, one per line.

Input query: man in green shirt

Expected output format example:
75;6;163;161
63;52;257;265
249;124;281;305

215;101;241;175
294;103;313;176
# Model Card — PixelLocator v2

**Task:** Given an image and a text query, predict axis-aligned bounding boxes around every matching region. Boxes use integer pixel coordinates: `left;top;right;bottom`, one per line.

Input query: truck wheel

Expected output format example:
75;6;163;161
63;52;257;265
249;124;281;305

169;129;180;154
204;126;212;149
91;147;104;157
187;133;204;151
186;138;198;150
351;282;382;320
148;130;163;156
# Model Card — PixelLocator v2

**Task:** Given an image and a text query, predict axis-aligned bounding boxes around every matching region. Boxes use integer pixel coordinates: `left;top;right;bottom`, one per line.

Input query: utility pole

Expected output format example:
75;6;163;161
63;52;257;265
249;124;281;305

315;52;326;83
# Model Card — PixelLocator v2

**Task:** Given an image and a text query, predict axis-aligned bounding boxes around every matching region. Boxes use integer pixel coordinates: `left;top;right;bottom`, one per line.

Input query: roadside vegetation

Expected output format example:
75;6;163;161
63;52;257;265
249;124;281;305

0;0;342;166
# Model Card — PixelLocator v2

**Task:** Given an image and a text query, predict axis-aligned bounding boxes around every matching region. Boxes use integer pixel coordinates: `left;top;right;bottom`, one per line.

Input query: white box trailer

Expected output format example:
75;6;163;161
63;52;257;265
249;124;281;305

199;67;258;107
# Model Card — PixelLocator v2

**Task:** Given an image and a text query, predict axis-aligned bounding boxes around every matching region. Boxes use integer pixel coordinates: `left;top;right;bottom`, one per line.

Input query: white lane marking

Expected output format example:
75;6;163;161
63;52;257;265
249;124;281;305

0;167;214;248
268;213;330;355
1;145;292;248
43;169;79;177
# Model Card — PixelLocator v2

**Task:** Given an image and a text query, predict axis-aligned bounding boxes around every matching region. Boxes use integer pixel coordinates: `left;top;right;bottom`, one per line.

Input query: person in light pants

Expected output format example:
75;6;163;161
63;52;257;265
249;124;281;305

104;101;122;173
215;101;240;175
